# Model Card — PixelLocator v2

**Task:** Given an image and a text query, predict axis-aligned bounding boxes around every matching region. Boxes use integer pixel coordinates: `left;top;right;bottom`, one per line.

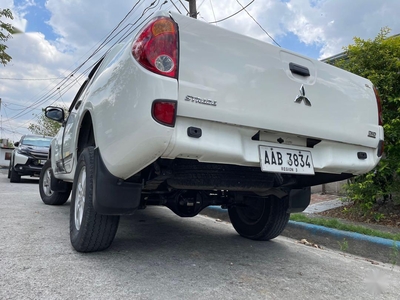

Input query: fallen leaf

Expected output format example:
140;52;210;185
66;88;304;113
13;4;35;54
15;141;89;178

298;239;322;249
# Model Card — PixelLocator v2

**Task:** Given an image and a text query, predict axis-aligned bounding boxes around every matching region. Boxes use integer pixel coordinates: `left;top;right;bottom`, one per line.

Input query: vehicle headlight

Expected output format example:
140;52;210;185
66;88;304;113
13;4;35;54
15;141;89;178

17;148;30;156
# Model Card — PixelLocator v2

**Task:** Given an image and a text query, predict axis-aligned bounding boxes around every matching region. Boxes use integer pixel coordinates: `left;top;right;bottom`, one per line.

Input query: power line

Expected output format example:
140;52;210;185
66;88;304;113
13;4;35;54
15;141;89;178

49;0;145;88
2;106;29;112
2;106;23;138
97;0;145;51
5;0;191;130
163;0;193;15
197;12;208;22
3;102;33;109
209;0;255;24
0;101;24;139
159;0;168;9
6;1;146;120
5;1;173;138
29;1;159;115
142;0;161;16
35;0;148;97
10;66;93;129
198;0;207;10
209;0;217;25
177;0;190;14
235;0;281;47
6;0;153;124
1;127;24;136
0;77;64;81
170;1;183;14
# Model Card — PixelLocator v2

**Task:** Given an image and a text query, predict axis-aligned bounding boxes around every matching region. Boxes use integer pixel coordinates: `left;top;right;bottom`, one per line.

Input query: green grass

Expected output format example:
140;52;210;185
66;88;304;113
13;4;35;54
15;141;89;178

290;213;400;241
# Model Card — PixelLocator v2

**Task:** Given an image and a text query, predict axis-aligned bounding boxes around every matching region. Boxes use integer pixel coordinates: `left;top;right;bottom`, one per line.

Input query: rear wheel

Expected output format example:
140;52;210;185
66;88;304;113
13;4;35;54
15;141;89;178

228;195;289;240
39;160;71;205
7;161;11;179
70;147;120;252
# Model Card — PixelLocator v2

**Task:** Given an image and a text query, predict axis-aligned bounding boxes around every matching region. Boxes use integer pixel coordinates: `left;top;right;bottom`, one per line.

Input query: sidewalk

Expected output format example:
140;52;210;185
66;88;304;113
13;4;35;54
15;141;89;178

201;193;400;264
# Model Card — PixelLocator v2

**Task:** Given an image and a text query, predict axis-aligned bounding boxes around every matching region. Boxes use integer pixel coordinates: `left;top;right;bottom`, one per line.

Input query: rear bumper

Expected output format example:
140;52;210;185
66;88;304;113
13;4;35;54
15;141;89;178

162;117;382;176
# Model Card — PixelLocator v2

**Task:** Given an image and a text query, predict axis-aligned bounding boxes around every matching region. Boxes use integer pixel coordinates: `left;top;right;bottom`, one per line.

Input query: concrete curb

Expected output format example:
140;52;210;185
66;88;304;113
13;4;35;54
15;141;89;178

201;206;400;264
303;199;347;214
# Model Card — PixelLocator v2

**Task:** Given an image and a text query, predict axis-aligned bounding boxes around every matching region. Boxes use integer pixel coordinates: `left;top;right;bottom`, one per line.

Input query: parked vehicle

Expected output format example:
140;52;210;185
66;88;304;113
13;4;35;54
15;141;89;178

40;11;384;252
9;135;52;183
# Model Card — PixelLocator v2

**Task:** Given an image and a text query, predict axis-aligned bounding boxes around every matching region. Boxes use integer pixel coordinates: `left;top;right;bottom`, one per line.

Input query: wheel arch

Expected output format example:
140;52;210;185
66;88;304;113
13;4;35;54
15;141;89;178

74;111;143;216
48;146;52;160
77;111;96;159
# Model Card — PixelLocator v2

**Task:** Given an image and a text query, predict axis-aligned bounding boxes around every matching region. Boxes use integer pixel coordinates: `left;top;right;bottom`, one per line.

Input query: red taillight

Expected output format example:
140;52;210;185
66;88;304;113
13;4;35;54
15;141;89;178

373;85;383;126
152;100;177;127
132;17;178;78
377;140;384;157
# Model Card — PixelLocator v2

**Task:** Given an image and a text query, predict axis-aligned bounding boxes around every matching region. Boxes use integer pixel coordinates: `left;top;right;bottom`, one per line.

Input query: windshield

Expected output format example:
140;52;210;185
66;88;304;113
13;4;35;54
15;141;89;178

21;137;52;148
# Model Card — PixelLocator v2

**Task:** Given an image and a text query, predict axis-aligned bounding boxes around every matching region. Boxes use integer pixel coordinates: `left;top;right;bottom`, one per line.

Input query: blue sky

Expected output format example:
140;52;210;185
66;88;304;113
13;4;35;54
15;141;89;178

13;0;57;40
1;0;400;141
278;31;321;58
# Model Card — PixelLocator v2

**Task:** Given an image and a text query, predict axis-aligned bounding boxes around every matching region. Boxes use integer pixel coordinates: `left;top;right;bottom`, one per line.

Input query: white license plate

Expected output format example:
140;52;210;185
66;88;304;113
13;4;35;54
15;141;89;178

259;146;315;175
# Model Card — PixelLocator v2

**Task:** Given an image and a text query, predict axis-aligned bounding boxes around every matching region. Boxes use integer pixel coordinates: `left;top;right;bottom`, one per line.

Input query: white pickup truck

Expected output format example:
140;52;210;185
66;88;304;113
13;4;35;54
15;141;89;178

39;11;384;252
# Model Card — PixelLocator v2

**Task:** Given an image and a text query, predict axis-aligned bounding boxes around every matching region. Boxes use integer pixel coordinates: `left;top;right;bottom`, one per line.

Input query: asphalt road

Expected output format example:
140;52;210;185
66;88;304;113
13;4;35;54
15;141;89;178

1;170;400;300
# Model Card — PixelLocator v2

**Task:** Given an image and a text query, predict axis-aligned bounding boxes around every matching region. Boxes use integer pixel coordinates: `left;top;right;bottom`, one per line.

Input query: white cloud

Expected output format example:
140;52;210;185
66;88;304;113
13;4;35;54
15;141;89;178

280;0;400;58
45;0;140;54
198;0;287;43
199;0;400;58
0;29;78;140
0;0;28;32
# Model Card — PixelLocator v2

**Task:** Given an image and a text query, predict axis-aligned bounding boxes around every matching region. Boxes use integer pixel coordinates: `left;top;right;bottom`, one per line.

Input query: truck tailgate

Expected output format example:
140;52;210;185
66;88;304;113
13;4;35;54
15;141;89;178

172;13;381;149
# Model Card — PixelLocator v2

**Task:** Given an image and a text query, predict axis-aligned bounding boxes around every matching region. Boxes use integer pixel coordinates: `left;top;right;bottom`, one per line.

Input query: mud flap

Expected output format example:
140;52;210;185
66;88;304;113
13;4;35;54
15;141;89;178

93;148;142;215
287;187;311;213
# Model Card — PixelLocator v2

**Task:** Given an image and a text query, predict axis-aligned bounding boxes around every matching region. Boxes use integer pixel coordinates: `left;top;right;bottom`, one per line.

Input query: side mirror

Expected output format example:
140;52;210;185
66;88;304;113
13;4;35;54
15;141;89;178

14;141;20;147
45;106;65;123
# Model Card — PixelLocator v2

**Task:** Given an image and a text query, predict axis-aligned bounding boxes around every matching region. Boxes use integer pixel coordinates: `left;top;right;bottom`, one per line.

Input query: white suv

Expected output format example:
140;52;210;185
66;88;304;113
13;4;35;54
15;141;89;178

9;135;52;183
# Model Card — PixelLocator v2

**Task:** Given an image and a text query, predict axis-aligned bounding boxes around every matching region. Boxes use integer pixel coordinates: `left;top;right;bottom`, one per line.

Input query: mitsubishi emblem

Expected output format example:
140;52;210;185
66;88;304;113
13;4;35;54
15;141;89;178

294;84;311;106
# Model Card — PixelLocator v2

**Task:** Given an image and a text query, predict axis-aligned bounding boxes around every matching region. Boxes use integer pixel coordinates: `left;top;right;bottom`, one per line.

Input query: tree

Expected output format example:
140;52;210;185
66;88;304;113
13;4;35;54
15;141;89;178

0;8;14;66
332;28;400;209
28;109;65;137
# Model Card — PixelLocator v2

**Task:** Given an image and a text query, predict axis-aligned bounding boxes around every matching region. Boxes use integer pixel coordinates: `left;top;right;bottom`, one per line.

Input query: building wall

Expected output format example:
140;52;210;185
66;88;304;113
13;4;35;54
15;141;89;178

0;148;13;167
311;180;347;195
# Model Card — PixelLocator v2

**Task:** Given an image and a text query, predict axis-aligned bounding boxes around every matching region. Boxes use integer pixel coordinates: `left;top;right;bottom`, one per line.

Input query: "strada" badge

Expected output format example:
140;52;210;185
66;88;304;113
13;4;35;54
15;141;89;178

185;95;217;107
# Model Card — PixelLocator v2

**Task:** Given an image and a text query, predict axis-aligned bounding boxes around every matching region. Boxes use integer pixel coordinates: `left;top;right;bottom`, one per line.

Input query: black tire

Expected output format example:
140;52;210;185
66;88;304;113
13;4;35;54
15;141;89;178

70;147;120;253
8;161;11;179
228;195;290;241
39;160;71;205
9;164;21;183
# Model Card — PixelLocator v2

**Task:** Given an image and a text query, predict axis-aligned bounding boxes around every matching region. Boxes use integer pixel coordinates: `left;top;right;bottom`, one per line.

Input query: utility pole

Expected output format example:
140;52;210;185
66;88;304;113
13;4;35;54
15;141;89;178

185;0;197;19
